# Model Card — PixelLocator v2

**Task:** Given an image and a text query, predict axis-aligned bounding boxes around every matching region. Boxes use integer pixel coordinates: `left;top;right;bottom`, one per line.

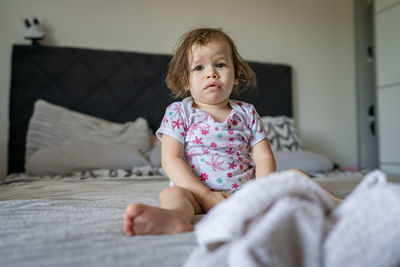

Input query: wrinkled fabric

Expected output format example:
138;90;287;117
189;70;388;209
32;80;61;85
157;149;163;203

185;170;400;267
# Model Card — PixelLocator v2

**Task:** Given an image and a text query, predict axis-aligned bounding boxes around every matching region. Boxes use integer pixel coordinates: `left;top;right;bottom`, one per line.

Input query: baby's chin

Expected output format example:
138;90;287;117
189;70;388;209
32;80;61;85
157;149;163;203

192;99;231;110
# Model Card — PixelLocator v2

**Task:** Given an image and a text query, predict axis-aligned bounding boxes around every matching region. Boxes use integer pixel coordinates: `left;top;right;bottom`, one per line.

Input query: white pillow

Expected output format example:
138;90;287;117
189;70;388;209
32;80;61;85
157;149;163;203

260;116;303;152
25;100;152;169
26;143;150;176
275;151;334;173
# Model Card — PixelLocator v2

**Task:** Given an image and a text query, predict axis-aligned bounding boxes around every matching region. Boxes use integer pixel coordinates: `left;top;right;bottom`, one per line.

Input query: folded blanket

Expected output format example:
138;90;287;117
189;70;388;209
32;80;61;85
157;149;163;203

185;170;400;267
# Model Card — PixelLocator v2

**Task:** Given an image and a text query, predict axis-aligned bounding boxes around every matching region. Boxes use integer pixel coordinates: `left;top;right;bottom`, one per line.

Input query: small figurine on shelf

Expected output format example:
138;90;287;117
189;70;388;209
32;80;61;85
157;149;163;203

23;16;45;45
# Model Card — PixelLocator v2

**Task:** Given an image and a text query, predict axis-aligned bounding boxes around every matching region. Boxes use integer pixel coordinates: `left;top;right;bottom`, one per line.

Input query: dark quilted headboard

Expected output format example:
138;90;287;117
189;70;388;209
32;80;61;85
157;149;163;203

9;45;292;174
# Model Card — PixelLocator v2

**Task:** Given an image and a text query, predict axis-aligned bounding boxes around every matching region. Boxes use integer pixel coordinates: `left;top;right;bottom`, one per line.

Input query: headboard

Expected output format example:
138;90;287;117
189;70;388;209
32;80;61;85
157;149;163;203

8;44;292;174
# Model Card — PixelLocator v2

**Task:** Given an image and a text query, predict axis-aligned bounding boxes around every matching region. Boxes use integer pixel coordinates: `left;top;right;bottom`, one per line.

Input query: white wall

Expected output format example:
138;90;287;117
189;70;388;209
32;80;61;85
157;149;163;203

0;0;357;178
375;0;400;175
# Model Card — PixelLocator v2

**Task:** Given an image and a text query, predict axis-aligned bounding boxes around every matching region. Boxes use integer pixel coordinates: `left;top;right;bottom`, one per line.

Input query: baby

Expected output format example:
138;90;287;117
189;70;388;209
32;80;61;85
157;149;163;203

124;27;276;236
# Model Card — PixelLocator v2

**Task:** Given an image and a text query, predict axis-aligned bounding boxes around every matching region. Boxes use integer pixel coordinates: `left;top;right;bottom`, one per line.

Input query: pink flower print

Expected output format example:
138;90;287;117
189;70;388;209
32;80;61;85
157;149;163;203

206;124;211;129
228;137;234;142
228;161;237;170
225;148;234;155
205;155;224;172
172;119;183;129
228;131;234;135
232;183;239;190
202;148;210;154
180;132;185;136
221;142;234;149
186;150;202;167
210;142;217;148
199;173;208;181
187;115;208;138
232;120;238;126
240;165;243;170
215;127;219;131
200;128;209;135
227;172;232;178
173;104;184;115
193;136;203;144
237;102;243;106
192;165;195;169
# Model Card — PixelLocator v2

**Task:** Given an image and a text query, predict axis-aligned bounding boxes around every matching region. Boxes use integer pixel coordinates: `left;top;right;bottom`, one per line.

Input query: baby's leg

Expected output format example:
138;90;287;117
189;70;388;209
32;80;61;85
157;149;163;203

289;169;343;204
124;186;201;236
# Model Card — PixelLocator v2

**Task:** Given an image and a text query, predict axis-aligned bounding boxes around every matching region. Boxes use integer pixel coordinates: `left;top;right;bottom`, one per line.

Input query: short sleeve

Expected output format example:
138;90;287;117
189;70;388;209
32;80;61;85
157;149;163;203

247;104;267;147
156;102;186;144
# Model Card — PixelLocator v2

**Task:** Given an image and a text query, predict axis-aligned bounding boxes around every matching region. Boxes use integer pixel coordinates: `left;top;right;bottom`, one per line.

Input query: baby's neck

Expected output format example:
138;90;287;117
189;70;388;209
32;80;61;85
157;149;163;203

193;100;232;123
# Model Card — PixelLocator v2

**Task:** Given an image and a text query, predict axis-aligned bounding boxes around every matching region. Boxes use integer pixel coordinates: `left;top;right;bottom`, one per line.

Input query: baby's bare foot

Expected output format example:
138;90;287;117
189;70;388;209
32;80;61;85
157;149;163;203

123;203;194;236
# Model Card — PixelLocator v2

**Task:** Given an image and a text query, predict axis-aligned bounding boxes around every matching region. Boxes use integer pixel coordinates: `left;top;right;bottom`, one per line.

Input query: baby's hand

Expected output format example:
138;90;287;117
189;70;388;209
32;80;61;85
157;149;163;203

200;191;227;213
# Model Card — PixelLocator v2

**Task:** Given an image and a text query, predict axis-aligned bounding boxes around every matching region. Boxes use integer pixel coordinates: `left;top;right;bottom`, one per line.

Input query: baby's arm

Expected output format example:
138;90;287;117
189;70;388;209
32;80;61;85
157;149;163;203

161;134;225;211
251;139;277;178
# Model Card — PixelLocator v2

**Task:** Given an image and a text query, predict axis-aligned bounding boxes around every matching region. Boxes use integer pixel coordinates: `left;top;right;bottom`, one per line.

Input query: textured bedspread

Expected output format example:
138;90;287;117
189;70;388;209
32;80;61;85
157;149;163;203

2;170;396;267
0;172;197;267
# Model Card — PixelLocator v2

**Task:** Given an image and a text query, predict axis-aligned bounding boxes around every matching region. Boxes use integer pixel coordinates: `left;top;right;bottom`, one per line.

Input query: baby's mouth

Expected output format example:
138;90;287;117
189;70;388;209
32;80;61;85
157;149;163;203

206;83;219;89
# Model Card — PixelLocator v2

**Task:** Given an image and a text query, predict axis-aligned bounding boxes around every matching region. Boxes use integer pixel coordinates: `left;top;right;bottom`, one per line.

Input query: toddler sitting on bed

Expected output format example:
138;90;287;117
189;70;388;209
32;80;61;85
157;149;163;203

124;27;276;235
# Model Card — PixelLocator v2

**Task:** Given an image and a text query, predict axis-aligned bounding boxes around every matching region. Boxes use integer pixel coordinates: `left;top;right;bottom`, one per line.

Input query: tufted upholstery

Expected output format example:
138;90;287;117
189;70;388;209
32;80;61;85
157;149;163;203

8;45;291;174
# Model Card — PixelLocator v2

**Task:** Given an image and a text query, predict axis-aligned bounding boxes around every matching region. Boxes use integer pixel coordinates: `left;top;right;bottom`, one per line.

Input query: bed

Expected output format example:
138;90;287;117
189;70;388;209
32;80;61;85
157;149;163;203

2;45;399;267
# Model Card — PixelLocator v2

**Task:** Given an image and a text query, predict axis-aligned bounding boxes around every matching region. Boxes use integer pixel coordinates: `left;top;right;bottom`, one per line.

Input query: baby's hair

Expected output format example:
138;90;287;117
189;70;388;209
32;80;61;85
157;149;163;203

166;27;256;98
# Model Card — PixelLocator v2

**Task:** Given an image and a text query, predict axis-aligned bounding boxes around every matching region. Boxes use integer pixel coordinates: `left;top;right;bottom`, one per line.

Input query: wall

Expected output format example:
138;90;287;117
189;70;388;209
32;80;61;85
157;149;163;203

375;0;400;174
0;0;356;178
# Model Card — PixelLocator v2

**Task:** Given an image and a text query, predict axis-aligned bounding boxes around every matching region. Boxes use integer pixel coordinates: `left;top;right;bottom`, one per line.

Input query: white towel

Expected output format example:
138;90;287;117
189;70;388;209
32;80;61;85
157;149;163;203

324;170;400;267
185;170;336;267
185;170;400;267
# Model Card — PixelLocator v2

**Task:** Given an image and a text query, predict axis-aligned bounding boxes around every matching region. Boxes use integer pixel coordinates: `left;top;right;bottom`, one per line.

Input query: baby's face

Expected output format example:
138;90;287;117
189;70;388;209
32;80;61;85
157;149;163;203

186;38;237;108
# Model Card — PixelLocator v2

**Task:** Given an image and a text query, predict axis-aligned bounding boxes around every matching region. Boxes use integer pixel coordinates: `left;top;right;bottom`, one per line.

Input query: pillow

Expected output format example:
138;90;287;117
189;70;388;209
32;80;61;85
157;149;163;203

260;116;303;152
274;150;334;174
149;141;162;167
25;100;152;172
26;143;150;176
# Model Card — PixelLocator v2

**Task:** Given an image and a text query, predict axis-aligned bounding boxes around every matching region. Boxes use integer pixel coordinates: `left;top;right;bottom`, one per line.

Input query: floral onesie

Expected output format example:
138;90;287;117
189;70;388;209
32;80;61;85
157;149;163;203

156;97;266;192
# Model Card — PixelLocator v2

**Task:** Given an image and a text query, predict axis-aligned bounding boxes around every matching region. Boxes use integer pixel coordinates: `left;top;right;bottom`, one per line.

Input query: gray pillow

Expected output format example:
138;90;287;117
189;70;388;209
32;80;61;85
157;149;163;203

260;116;303;152
26;100;152;167
149;141;162;167
275;150;334;173
26;143;150;176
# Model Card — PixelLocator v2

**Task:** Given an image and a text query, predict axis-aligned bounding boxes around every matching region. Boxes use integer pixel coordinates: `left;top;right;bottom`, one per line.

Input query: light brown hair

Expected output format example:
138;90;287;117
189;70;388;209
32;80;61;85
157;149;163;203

166;28;256;98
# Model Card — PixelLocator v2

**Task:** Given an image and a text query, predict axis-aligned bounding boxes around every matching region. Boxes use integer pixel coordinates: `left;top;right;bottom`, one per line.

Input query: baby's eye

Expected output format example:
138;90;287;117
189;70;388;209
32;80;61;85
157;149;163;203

194;65;203;71
216;63;226;68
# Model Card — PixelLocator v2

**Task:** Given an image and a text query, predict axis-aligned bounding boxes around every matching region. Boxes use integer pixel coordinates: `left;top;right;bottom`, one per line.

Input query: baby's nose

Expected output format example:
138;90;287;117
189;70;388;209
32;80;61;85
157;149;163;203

206;70;218;79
